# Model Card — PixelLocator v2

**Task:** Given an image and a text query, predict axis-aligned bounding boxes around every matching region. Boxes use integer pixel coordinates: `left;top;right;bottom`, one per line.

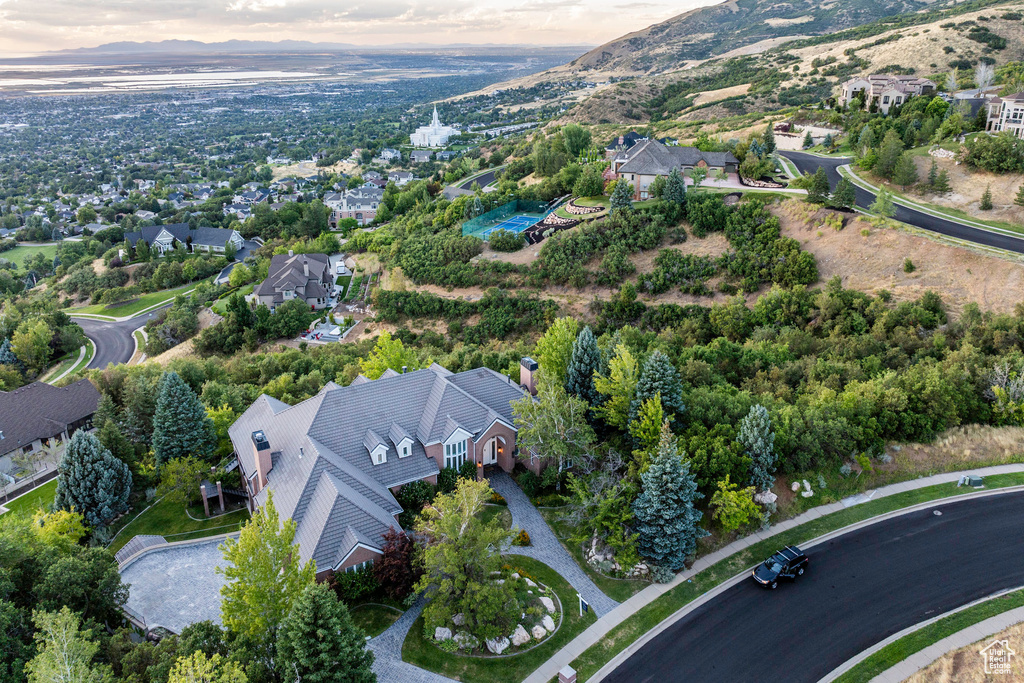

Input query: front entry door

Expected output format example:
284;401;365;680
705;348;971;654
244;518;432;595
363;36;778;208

485;440;498;465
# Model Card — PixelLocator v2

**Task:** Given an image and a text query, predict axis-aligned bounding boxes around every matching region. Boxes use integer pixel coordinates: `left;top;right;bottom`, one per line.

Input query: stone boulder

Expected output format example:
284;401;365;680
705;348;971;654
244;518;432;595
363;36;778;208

452;613;466;626
486;636;510;655
524;577;537;588
454;631;479;651
754;490;777;506
541;615;555;632
531;624;547;640
434;627;452;642
511;624;531;646
539;596;556;614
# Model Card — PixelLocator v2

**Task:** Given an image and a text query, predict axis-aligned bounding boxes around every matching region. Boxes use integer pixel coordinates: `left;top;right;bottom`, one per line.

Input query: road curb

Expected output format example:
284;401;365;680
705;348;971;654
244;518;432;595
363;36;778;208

819;585;1024;682
587;484;1024;683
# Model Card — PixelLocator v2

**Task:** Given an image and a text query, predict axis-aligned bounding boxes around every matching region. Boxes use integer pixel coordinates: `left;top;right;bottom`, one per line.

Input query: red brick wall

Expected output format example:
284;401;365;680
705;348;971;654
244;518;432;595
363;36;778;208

336;545;382;573
475;422;518;473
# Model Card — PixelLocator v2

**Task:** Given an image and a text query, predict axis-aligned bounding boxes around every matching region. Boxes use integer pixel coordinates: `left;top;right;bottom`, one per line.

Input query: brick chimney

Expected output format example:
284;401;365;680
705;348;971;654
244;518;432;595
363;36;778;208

251;430;272;491
520;357;538;396
302;257;309;277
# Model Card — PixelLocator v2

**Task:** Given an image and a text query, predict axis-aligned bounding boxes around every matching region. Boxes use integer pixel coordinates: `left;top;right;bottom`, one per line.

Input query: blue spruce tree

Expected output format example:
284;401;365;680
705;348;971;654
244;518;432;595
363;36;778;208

632;423;707;570
152;371;216;464
738;404;777;491
630;350;685;425
55;430;132;529
564;325;602;407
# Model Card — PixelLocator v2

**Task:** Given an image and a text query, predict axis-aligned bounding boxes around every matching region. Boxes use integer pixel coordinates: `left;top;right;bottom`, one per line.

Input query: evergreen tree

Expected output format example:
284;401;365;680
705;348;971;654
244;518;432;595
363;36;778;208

99;420;135;472
277;582;375;683
892;153;919;189
662;167;687;205
564;325;602;407
0;337;20;368
980;185;993;210
91;393;118;431
802;130;814;149
927;160;939;188
806;167;831;204
869;187;896;218
630;350;685;424
830;177;856;210
632;422;707;570
761;126;776;155
1016;184;1024;208
857;124;875;154
737;404;777;492
54;430;131;529
153;371;216;464
874;129;905;179
610;179;634;213
933;169;952;194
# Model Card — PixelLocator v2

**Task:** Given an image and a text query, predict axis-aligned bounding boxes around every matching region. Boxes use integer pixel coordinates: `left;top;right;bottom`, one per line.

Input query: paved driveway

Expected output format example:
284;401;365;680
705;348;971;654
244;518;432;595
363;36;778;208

120;538;230;633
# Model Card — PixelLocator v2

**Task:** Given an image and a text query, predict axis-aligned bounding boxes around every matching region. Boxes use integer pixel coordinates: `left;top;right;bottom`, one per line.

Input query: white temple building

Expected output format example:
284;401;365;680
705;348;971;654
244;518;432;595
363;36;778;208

409;106;459;148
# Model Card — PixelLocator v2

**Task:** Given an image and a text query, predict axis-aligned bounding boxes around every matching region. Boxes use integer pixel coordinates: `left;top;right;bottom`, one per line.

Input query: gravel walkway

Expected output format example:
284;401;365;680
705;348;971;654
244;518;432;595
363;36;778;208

488;471;619;617
368;598;458;683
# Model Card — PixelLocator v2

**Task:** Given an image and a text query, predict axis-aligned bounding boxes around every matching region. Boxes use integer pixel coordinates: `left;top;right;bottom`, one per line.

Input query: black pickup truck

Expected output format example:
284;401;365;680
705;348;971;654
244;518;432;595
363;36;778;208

751;545;808;589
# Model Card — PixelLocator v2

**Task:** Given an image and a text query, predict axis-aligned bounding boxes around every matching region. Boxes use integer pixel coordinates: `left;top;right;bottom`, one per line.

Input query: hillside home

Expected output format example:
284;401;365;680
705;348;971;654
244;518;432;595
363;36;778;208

123;224;243;256
324;186;384;226
227;360;541;578
611;139;738;200
986;92;1024;138
0;380;99;474
838;74;936;115
253;251;333;312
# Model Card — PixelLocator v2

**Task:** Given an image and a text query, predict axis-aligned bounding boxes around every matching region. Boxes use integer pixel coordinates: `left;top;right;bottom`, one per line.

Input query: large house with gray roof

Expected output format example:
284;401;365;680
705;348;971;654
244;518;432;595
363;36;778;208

610;139;738;200
253;251;333;312
123;223;243;257
228;362;539;578
0;380;99;475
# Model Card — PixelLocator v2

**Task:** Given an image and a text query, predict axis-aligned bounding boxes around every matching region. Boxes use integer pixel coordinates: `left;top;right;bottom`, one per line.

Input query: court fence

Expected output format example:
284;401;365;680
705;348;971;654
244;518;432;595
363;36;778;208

461;199;554;237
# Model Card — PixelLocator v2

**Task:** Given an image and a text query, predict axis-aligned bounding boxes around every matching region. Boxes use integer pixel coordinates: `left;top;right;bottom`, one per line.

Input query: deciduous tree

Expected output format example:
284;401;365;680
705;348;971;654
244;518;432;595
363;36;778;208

168;651;246;683
512;383;596;477
710;475;760;533
25;608;111;683
594;344;639;431
359;330;417;380
373;527;419;601
534;316;578;386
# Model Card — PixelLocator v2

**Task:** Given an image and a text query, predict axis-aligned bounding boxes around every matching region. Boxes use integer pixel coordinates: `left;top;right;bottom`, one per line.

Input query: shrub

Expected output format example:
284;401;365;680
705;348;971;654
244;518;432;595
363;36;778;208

490;492;507;506
649;564;675;583
331;565;379;602
512;530;531;546
488;228;525;252
517;470;540;497
903;258;916;273
855;453;874;473
458;460;478;481
437;466;458;494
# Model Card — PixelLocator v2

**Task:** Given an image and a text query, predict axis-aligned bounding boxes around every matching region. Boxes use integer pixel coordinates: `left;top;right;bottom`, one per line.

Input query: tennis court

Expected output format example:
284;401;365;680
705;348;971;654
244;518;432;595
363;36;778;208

479;215;540;239
461;199;555;240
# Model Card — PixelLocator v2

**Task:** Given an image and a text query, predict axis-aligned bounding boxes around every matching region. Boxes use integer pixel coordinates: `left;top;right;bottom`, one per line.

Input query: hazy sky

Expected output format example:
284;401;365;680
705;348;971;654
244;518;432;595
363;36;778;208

0;0;717;55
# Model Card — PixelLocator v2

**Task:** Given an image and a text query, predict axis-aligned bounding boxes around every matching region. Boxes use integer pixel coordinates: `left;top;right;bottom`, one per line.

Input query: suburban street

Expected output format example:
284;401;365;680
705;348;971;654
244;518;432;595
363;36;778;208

604;491;1024;683
456;166;501;191
72;305;169;369
780;151;1024;255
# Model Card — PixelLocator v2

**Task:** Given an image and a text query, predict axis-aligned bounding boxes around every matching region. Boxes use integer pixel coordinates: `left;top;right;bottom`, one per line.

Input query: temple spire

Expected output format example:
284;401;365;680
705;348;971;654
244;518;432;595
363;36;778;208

432;105;440;127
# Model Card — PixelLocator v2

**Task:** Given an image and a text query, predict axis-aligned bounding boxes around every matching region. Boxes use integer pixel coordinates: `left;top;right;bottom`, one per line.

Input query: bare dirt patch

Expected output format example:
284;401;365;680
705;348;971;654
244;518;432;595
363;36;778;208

693;83;751;106
907;621;1024;683
912;154;1024;223
775;200;1024;317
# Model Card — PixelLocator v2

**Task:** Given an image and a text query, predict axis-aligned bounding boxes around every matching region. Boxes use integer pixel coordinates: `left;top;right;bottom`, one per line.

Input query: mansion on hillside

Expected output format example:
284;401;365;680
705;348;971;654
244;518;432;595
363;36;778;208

253;251;333;312
609;139;738;200
986;92;1024;138
123;224;244;257
228;360;541;578
838;74;937;115
409;107;459;148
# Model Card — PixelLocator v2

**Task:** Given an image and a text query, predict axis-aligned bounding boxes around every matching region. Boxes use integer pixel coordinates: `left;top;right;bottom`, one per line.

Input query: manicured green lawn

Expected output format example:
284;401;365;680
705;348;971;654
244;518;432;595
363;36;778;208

541;508;649;603
69;280;209;318
1;244;58;267
478;504;512;530
350;603;403;638
834;588;1024;683
402;556;597;682
335;275;352;300
2;479;57;516
212;284;254;314
108;496;250;554
571;472;1024;680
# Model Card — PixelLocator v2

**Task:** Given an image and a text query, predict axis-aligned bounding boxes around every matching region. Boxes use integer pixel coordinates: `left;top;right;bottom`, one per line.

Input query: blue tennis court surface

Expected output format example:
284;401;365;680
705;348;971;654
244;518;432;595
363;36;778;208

479;215;539;239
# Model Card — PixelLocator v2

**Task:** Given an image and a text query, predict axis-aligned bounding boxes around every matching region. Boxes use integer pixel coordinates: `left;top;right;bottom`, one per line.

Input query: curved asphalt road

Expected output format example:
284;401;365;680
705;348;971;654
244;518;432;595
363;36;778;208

457;166;502;191
781;151;1024;255
72;304;170;369
605;491;1024;683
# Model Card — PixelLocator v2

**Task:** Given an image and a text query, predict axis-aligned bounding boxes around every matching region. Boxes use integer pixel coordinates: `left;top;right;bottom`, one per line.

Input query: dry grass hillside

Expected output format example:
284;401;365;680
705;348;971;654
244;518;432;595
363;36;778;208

907;620;1024;682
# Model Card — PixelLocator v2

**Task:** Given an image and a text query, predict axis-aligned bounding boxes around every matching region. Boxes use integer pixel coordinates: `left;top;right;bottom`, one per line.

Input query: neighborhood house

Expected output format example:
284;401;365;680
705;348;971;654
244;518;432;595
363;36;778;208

123;224;244;256
253;251;334;312
227;360;541;578
325;186;384;226
610;139;739;200
838;74;937;115
986;92;1024;138
0;380;100;478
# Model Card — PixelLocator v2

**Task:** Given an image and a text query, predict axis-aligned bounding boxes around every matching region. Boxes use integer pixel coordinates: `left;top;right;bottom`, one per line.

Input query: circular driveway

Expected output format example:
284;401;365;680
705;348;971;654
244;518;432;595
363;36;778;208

604;491;1024;683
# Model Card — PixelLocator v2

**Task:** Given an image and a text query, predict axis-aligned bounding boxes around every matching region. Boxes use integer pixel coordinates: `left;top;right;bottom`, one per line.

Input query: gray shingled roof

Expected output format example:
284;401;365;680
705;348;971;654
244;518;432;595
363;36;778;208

254;252;331;304
0;380;100;455
227;363;529;570
617;139;738;176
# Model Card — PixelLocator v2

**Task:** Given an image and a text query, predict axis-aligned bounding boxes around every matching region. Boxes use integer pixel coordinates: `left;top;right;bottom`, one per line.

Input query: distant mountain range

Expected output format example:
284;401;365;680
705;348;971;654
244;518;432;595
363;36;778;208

56;39;587;55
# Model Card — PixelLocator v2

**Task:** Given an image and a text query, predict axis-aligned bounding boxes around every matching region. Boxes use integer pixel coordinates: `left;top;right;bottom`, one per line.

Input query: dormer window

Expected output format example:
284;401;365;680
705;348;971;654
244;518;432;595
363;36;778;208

402;444;409;457
370;444;388;465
